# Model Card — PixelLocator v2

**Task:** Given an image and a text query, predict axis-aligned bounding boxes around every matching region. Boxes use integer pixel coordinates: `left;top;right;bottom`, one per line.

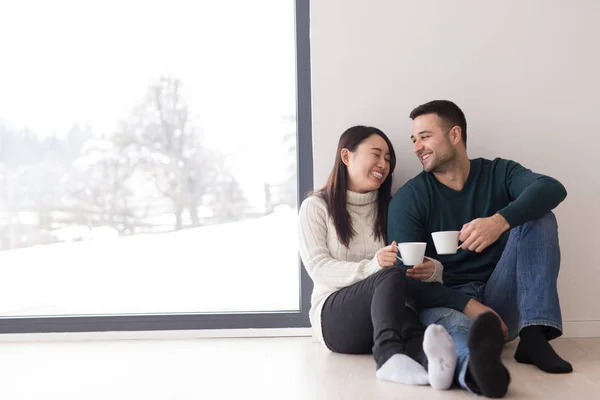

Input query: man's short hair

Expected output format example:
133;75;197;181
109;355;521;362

409;100;467;147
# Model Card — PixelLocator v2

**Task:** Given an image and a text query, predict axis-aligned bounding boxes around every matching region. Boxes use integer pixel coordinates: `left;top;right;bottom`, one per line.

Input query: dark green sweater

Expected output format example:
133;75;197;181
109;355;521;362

388;157;567;312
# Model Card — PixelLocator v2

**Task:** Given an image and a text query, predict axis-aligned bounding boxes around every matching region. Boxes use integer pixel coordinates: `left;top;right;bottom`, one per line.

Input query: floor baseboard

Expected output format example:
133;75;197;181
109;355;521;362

0;321;598;343
563;321;600;338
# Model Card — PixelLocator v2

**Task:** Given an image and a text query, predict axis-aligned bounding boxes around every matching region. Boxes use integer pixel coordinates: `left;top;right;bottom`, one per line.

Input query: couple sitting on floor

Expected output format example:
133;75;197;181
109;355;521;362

297;100;571;398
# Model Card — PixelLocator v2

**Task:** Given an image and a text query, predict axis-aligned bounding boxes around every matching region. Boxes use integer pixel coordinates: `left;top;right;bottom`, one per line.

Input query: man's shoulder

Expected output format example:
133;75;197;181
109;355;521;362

474;157;517;168
473;157;520;179
391;171;430;205
397;171;429;192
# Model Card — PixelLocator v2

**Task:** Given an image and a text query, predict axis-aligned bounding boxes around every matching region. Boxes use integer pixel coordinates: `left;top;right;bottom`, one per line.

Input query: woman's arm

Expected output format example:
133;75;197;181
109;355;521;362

298;197;381;291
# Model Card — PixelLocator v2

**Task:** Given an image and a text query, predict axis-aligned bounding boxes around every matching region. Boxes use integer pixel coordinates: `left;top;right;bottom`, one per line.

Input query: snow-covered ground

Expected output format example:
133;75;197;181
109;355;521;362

0;206;300;316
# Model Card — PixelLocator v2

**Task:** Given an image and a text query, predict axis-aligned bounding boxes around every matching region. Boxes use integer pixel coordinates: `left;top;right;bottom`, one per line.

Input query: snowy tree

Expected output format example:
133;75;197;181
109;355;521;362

263;114;297;213
0;161;15;250
207;170;249;223
117;76;223;229
0;126;85;249
63;137;139;233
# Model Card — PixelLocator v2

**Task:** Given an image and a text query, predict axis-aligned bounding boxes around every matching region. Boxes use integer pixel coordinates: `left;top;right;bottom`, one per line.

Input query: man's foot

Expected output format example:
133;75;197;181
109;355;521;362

467;312;511;398
423;324;457;390
514;325;573;373
376;353;429;385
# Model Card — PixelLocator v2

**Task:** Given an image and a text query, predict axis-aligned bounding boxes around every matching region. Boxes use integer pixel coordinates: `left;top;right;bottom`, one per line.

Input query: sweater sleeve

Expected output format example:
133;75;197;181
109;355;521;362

388;185;472;312
496;159;567;228
298;197;382;291
423;257;444;283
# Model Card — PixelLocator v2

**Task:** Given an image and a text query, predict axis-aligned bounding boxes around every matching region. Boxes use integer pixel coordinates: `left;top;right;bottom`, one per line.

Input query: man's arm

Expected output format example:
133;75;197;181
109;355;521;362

387;185;472;312
496;159;567;228
460;160;567;253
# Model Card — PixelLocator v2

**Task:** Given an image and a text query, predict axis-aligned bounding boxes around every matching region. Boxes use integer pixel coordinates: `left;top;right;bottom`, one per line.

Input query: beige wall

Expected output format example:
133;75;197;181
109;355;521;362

310;0;600;333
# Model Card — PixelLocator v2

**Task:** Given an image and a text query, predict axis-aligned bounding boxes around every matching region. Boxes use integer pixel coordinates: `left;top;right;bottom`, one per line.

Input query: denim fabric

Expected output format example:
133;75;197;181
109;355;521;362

419;212;563;391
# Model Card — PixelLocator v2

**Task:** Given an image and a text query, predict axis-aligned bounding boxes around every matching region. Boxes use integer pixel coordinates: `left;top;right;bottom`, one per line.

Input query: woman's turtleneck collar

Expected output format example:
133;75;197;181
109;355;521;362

346;190;378;206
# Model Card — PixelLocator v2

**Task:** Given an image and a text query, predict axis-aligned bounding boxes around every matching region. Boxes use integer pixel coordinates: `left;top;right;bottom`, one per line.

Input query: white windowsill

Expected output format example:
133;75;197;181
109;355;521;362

0;327;314;343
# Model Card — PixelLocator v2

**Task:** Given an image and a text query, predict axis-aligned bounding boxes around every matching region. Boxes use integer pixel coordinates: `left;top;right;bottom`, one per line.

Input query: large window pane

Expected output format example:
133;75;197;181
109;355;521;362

0;0;302;317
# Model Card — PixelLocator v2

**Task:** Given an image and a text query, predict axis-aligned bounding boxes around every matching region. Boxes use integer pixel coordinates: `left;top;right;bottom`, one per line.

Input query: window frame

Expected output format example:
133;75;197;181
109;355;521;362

0;0;313;334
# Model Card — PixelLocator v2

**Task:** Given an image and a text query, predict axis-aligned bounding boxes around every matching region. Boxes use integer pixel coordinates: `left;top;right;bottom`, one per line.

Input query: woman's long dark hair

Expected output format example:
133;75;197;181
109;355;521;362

311;125;397;248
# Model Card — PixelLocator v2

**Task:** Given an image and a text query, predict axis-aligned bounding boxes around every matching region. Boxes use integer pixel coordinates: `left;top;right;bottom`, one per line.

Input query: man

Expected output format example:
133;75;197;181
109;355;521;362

387;100;572;398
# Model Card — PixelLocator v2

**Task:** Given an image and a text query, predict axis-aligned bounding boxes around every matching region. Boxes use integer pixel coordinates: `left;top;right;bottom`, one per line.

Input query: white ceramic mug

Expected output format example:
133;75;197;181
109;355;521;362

397;242;427;266
432;231;460;255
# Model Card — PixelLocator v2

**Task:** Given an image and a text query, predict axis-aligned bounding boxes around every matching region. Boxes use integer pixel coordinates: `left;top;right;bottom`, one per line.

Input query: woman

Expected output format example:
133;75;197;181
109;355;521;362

298;126;456;389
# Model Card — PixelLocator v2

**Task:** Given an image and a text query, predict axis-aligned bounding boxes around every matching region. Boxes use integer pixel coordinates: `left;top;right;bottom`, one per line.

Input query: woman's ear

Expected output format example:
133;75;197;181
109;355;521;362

341;148;351;166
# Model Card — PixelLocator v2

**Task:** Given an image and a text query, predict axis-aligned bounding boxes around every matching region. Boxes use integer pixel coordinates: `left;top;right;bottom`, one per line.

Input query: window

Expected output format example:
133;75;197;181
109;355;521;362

0;0;312;333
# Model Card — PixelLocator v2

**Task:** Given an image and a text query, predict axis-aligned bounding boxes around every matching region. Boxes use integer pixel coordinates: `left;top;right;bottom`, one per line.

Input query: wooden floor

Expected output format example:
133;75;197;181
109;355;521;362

0;336;598;399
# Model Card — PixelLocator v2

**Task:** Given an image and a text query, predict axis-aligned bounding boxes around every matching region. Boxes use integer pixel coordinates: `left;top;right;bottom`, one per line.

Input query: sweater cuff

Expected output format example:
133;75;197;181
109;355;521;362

423;256;443;284
452;292;473;313
497;207;520;229
369;253;384;273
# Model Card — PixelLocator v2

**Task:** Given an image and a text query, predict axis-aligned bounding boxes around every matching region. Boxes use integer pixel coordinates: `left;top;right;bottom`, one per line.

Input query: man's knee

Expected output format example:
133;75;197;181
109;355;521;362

512;212;561;256
537;211;558;227
522;211;558;234
420;307;472;335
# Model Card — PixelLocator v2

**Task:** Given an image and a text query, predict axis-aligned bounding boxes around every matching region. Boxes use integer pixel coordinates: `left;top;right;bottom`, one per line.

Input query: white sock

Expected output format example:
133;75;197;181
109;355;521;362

423;324;457;390
375;353;429;386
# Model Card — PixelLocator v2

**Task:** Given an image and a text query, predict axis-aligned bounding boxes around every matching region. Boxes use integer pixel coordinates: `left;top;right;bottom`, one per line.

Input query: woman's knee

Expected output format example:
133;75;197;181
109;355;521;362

372;267;407;292
375;266;406;282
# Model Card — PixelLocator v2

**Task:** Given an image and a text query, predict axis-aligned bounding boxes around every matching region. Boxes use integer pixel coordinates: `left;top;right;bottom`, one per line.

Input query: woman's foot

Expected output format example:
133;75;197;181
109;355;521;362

376;353;429;385
423;324;457;390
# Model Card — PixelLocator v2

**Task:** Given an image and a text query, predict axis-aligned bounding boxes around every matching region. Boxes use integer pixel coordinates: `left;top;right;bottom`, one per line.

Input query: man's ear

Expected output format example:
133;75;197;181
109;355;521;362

341;148;351;166
449;126;463;145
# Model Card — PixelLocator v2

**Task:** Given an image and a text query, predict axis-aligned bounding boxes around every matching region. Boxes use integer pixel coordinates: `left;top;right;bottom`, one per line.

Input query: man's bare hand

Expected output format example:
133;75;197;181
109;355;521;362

406;259;435;281
459;214;510;253
463;299;509;339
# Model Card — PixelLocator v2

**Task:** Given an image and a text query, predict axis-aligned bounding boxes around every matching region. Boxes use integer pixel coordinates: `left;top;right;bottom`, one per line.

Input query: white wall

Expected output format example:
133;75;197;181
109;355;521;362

310;0;600;334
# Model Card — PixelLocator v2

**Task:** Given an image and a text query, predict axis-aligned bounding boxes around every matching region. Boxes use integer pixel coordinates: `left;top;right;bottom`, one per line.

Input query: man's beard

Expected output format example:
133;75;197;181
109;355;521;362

427;151;455;173
426;135;456;172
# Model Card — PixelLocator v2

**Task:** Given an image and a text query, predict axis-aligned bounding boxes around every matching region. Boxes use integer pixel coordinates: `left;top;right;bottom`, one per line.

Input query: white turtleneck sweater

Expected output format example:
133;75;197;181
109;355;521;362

297;190;443;345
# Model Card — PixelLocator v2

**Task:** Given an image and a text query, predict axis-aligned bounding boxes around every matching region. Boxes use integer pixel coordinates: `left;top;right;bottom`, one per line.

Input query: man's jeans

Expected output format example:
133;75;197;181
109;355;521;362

420;212;563;391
